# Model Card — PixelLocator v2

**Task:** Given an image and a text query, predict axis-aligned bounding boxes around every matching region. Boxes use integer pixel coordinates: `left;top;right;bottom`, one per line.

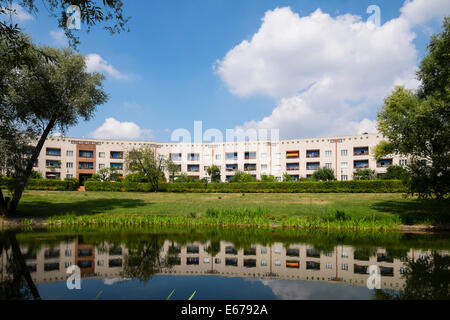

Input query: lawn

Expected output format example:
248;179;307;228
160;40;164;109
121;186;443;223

2;190;447;230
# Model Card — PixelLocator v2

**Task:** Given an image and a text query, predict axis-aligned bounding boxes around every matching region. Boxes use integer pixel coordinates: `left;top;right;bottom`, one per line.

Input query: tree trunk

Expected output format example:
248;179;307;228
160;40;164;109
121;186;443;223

8;231;41;300
7;116;56;215
0;188;5;215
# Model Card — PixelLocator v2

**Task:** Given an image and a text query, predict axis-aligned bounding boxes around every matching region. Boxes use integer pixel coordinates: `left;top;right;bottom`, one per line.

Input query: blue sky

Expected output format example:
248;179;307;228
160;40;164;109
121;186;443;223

8;0;450;141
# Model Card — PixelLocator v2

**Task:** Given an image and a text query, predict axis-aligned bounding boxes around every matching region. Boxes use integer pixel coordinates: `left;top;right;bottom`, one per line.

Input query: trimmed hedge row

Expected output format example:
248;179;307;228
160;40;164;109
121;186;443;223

0;177;79;191
85;180;407;193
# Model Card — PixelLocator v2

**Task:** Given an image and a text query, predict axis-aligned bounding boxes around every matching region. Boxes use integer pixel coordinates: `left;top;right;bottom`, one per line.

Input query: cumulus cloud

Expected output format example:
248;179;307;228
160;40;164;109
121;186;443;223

85;54;128;80
216;0;450;138
6;3;33;22
91;118;151;140
400;0;450;26
50;29;68;47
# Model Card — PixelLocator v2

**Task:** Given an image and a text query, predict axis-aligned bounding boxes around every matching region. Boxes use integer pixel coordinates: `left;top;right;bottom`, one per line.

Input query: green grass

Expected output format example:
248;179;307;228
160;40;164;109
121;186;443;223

4;190;450;230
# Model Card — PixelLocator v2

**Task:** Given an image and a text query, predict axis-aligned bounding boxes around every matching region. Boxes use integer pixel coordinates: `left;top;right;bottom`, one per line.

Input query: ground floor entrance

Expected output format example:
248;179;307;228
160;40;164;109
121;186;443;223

78;174;93;186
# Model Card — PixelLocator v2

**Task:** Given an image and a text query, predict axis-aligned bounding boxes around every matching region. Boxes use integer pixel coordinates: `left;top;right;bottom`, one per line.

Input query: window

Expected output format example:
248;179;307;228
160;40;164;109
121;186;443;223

66;174;73;178
110;163;123;170
325;150;332;157
274;260;281;266
188;153;200;161
214;258;221;264
226;152;238;160
306;150;320;158
204;155;211;161
341;149;348;156
261;247;267;254
325;163;332;169
66;162;73;169
215;154;222;160
66;150;73;157
79;162;94;169
341;162;348;169
99;164;105;169
341;252;348;258
354;147;369;156
261;153;267;159
341;263;348;271
79;150;94;158
326;263;333;269
261;259;267;266
110;151;124;159
46;148;61;156
46;160;61;168
341;175;348;181
170;153;182;161
244;151;256;160
244;163;257;171
261;164;268;171
306;162;320;170
399;159;407;166
354;160;369;169
99;152;105;158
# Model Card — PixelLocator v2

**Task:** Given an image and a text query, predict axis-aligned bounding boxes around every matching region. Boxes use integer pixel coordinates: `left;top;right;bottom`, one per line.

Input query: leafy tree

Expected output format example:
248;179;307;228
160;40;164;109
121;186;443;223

125;146;164;191
1;0;130;48
282;173;293;182
164;158;180;182
123;172;148;183
206;165;221;183
383;165;410;181
260;174;277;182
311;167;336;181
375;18;450;199
30;170;43;179
353;168;376;180
174;173;196;183
230;170;255;183
94;167;121;182
0;39;107;215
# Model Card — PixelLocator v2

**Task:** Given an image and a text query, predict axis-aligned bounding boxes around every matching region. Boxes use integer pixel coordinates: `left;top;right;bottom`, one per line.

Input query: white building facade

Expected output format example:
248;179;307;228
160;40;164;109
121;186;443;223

33;132;405;183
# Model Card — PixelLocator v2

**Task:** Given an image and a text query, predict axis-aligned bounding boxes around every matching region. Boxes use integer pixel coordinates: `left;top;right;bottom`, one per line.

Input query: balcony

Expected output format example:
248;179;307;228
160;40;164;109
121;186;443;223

286;150;299;159
170;153;182;161
286;261;300;269
79;162;94;170
244;163;257;171
244;152;256;160
110;163;123;170
79;150;94;158
354;160;369;169
306;162;320;171
226;152;238;161
243;259;256;268
306;150;320;158
226;164;238;172
377;159;393;168
46;160;61;169
306;261;320;270
354;147;369;156
188;153;200;161
46;148;61;157
110;151;123;159
286;163;299;171
46;172;61;179
187;164;200;172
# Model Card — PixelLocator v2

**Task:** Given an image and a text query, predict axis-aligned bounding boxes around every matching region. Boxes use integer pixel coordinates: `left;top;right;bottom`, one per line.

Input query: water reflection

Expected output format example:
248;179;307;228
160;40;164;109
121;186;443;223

0;228;449;300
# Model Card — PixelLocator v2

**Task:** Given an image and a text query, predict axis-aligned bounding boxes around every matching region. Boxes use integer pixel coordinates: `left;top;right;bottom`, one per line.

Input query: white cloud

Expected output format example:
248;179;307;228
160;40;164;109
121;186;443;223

91;118;151;140
216;1;450;138
50;29;68;47
400;0;450;26
85;54;128;80
7;3;33;22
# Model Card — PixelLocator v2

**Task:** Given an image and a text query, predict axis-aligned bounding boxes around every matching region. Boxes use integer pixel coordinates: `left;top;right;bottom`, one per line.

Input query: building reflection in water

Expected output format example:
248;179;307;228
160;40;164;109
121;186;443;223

1;235;449;297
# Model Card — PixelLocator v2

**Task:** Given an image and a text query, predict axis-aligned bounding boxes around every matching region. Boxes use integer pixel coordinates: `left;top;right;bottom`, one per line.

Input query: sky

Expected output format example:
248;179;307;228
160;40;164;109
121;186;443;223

5;0;450;142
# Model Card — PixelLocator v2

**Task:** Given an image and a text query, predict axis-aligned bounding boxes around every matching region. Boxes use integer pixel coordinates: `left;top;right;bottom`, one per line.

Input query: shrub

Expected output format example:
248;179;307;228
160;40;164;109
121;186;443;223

0;177;78;191
311;167;336;181
353;168;377;180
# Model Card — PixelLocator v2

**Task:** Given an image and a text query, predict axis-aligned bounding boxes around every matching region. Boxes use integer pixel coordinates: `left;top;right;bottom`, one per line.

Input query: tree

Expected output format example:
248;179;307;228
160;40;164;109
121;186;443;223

125;146;164;191
260;174;277;182
0;39;107;215
282;173;293;182
93;167;121;182
230;170;255;183
376;18;450;199
206;165;221;183
174;173;196;183
311;167;336;181
1;0;130;48
383;165;410;181
353;168;376;180
164;158;180;182
30;170;43;179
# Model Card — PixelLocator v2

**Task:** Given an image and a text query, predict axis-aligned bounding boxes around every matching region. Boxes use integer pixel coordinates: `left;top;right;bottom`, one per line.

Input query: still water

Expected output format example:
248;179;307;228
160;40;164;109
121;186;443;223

0;226;449;300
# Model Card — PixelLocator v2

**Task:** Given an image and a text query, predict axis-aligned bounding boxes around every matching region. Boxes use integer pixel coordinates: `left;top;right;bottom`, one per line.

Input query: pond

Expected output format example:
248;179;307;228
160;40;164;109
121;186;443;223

0;226;449;300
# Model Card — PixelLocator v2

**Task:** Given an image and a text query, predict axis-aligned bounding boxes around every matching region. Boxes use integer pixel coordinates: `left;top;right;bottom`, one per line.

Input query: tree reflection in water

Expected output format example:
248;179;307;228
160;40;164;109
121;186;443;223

376;252;450;300
0;231;40;300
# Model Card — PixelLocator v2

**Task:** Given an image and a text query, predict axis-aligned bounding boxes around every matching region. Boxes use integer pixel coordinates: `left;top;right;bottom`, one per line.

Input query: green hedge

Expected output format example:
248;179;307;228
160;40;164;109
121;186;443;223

0;177;78;191
85;180;406;193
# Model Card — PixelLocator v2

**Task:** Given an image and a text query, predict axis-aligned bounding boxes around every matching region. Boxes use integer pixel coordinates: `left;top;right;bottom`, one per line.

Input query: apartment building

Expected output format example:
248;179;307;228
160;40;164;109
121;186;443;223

33;132;405;183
